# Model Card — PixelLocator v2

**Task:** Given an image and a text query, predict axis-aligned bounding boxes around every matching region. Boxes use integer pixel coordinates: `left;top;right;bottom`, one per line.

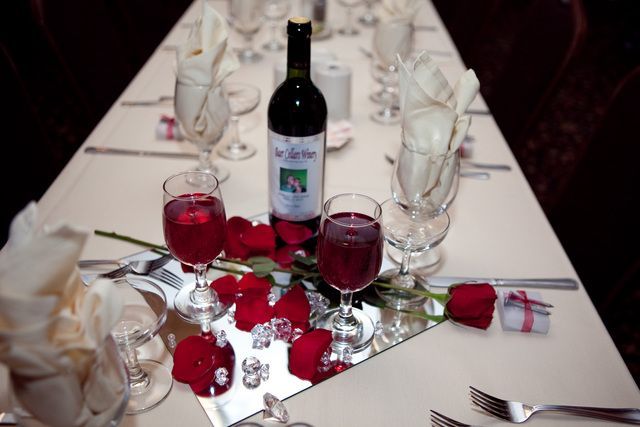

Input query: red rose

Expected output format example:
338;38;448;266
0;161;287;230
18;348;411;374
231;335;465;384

289;329;333;382
224;217;277;261
210;275;238;306
237;272;272;297
445;283;497;329
274;221;313;244
224;217;253;259
274;285;311;333
234;294;275;332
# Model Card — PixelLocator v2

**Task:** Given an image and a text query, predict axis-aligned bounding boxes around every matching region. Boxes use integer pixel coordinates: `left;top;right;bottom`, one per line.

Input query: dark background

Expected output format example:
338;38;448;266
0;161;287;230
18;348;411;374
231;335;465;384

1;0;638;385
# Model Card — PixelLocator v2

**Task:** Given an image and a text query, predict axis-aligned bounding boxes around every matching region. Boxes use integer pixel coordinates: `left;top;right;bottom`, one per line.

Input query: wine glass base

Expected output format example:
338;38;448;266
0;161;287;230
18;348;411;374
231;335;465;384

373;309;429;351
387;246;441;269
262;40;284;51
359;14;378;26
370;110;401;125
126;360;173;414
174;283;230;325
236;48;263;63
315;308;375;353
375;268;430;308
217;142;257;161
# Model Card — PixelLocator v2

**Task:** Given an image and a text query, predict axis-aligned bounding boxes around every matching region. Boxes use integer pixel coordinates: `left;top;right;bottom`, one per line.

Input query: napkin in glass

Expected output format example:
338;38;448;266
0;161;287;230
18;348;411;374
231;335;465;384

497;290;550;334
175;0;239;143
395;51;479;206
0;202;125;427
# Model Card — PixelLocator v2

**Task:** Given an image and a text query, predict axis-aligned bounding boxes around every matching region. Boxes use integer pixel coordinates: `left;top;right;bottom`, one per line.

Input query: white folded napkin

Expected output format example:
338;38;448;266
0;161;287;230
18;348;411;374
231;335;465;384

0;203;125;427
395;51;479;209
373;0;422;67
175;0;239;143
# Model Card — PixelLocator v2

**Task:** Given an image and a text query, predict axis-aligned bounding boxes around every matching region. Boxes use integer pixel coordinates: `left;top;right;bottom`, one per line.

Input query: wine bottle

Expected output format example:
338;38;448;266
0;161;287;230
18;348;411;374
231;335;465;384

267;17;327;241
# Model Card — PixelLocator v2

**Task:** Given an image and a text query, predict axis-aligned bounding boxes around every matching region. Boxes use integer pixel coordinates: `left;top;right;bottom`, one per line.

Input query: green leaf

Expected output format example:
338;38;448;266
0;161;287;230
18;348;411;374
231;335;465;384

291;253;317;266
252;262;276;277
247;256;276;266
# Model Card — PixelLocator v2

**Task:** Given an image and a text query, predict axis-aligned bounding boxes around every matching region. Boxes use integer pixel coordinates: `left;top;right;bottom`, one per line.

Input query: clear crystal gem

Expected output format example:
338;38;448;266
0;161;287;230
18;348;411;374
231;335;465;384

374;321;384;336
214;367;229;386
317;348;333;373
242;374;261;389
251;323;274;349
267;292;277;306
166;333;177;350
263;392;289;423
270;318;292;341
342;346;353;364
259;363;270;381
306;291;330;316
291;327;303;342
242;356;261;375
215;330;228;347
227;309;235;324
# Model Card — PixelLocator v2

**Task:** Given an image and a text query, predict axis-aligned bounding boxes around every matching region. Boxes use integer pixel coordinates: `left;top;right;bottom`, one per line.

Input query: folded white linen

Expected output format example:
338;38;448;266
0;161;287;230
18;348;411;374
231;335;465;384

0;202;125;427
175;0;239;143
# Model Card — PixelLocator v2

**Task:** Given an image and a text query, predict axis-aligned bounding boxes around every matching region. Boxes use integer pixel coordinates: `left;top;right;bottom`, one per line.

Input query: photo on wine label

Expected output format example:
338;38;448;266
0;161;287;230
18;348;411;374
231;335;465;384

280;168;307;193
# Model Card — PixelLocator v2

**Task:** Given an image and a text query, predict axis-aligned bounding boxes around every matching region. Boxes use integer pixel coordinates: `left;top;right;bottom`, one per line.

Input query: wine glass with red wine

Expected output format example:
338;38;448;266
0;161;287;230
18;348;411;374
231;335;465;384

316;193;383;353
163;171;228;336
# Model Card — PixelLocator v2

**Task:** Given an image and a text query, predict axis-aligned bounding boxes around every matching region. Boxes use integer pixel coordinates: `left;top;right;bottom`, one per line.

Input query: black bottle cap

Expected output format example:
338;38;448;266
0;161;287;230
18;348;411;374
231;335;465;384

287;17;312;37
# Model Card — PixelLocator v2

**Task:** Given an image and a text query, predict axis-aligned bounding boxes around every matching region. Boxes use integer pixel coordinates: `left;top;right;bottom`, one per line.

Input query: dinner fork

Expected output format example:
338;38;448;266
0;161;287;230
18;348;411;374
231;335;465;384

82;253;174;280
149;268;183;290
430;410;477;427
469;386;640;424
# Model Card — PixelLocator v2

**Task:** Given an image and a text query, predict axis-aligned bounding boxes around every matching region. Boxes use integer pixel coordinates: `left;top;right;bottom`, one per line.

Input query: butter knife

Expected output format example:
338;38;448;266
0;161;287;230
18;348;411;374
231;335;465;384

427;277;579;290
85;146;198;160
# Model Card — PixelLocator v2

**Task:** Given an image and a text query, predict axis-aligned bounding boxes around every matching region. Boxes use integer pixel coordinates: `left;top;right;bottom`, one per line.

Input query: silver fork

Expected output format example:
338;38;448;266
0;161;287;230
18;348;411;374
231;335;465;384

469;386;640;424
149;268;183;290
430;410;477;427
82;253;174;279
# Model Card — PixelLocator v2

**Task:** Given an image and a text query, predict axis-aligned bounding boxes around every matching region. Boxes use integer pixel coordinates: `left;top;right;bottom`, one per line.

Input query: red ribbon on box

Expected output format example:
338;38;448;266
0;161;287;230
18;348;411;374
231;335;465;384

161;115;175;140
507;290;546;333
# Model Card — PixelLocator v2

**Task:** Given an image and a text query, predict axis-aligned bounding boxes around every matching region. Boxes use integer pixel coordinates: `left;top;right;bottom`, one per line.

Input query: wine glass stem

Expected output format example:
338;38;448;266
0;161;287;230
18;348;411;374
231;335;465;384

198;148;213;172
193;264;217;335
345;7;354;33
123;344;150;394
392;248;415;289
270;22;278;44
229;115;241;150
332;291;359;344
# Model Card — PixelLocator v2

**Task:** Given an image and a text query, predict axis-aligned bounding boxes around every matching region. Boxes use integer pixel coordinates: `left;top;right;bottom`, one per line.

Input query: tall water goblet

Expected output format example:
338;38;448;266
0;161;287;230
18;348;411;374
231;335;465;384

337;0;362;36
370;61;400;125
110;278;171;414
174;81;230;183
316;193;384;353
230;0;265;63
262;0;290;51
217;82;261;160
163;171;229;335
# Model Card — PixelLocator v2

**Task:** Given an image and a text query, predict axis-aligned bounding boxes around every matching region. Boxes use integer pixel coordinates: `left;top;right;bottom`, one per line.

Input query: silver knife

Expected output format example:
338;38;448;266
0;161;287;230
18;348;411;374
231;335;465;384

0;412;16;425
120;95;173;106
462;160;512;171
427;277;579;290
85;146;198;160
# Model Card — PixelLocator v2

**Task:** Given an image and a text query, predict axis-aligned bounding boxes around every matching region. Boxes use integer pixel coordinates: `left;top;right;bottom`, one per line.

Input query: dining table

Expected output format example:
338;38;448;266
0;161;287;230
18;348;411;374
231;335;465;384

2;0;639;425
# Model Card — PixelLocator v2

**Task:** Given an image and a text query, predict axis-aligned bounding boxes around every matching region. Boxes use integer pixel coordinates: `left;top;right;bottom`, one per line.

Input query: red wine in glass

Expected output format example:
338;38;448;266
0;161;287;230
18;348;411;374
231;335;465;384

163;193;226;266
317;212;383;292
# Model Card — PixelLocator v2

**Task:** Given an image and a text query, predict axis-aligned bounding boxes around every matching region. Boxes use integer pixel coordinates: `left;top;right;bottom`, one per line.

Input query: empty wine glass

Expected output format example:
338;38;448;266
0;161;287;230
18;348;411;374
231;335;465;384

316;193;384;353
229;0;265;63
262;0;290;51
162;171;229;335
370;60;401;125
174;81;230;183
337;0;362;36
218;82;261;160
111;278;171;414
359;0;379;26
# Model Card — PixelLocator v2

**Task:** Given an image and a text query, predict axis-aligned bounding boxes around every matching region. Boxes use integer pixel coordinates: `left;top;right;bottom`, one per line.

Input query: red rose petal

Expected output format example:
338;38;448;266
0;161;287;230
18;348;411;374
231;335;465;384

234;294;275;332
275;245;307;268
241;224;276;251
289;329;333;381
224;217;252;259
210;275;239;306
274;221;314;244
172;335;216;384
446;283;497;330
237;272;272;297
274;285;311;332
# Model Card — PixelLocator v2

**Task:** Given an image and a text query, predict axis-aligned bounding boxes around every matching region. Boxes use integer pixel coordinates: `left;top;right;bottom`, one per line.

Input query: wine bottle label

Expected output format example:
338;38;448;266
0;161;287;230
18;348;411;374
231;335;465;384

268;129;325;222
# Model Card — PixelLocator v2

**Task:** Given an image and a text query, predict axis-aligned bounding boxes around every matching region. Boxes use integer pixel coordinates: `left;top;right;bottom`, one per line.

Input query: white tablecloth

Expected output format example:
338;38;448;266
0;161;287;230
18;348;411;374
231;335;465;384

3;0;638;425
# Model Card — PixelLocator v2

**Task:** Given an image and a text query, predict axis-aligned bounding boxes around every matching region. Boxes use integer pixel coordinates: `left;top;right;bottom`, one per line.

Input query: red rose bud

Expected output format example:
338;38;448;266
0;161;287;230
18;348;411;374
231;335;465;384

234;294;275;331
224;216;253;259
237;272;272;297
274;285;311;332
289;329;333;381
274;221;314;244
210;275;239;305
446;283;497;329
275;244;308;268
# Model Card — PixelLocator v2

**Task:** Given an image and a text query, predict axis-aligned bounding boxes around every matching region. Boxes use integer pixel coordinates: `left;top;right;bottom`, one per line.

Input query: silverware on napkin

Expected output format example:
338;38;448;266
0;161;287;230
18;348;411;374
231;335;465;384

85;146;198;160
427;277;579;290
